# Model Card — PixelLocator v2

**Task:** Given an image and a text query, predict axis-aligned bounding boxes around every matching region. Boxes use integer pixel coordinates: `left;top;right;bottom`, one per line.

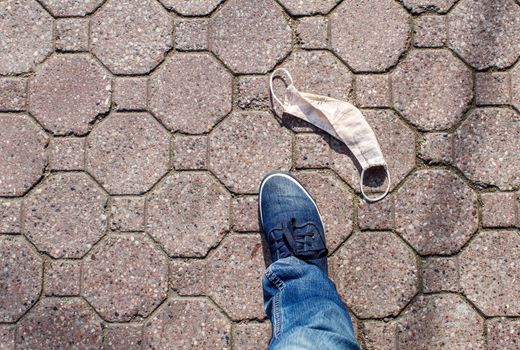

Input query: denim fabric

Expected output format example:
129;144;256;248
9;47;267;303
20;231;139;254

263;256;361;350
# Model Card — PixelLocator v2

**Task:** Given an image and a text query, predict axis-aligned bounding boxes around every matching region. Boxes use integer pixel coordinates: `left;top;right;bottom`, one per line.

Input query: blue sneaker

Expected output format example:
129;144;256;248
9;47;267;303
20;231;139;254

259;172;328;275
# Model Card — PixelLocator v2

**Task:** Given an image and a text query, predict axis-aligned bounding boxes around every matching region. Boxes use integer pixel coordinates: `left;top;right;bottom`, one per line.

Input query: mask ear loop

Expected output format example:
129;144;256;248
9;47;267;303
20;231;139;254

360;166;391;202
269;68;294;107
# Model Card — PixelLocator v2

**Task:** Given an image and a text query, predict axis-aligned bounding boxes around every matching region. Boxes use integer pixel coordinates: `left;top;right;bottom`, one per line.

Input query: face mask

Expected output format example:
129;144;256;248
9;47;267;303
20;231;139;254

269;68;390;202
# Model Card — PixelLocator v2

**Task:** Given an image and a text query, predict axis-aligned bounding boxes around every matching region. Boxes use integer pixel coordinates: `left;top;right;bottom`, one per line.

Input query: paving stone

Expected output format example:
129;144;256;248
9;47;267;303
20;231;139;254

232;323;271;350
231;196;260;232
475;72;511;105
278;0;339;15
294;133;331;169
210;0;292;74
395;170;478;255
481;192;516;228
29;54;111;136
236;75;270;111
0;199;21;233
513;63;520;111
296;17;328;49
332;231;418;318
50;137;85;171
207;235;265;320
39;0;104;16
143;299;231;349
449;0;520;70
24;173;108;258
113;78;148;111
83;234;168;321
0;236;42;322
295;171;354;252
0;325;15;350
487;318;520;350
147;172;230;257
110;196;145;231
150;53;232;133
397;294;485;350
414;15;447;47
355;74;391;108
402;0;456;13
330;0;410;72
175;19;208;51
331;109;415;194
0;78;26;111
422;257;460;293
391;49;473;131
16;298;103;349
106;324;143;350
419;132;453;164
0;114;48;197
169;259;206;295
459;230;520;316
0;0;53;75
55;18;89;52
86;112;170;195
159;0;223;15
358;194;394;230
173;135;208;170
209;112;292;194
454;108;520;190
363;320;397;350
45;260;81;296
91;0;173;75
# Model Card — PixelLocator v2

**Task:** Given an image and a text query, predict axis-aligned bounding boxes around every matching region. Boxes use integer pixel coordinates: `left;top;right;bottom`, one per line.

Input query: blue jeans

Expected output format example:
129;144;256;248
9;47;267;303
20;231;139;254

263;256;360;350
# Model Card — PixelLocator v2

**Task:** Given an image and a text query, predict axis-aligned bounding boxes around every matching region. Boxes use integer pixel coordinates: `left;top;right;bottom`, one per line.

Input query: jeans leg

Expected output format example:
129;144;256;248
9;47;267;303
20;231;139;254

263;256;360;350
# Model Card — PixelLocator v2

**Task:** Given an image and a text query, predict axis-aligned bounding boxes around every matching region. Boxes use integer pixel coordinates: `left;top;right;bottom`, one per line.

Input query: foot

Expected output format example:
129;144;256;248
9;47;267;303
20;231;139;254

259;172;328;274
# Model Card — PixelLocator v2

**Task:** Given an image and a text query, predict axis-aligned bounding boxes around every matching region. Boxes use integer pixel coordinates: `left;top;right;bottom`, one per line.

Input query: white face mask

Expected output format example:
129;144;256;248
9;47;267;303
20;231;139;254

270;68;390;202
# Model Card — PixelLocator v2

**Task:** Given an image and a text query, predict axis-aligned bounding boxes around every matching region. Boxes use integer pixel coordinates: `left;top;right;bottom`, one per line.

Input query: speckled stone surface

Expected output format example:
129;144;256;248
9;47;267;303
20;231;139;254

395;170;478;255
296;17;328;49
236;75;270;111
24;173;108;258
330;0;410;72
91;0;173;75
475;72;511;105
39;0;104;16
147;172;230;257
419;132;453;164
0;114;48;196
45;260;81;296
357;194;395;230
113;78;148;111
0;78;26;111
481;192;517;228
0;236;41;322
82;234;168;321
0;325;15;350
0;199;21;233
231;196;260;232
55;18;89;52
332;231;418;318
150;53;232;133
392;49;473;131
172;135;208;170
159;0;223;15
50;137;85;171
232;323;271;350
106;324;143;350
459;230;520;316
278;0;339;15
170;259;206;295
355;74;391;108
421;257;461;293
294;133;331;169
448;0;520;70
362;320;397;350
210;0;292;74
513;63;520;111
414;15;446;47
402;0;456;13
29;54;111;135
175;19;209;51
487;318;520;350
110;196;145;231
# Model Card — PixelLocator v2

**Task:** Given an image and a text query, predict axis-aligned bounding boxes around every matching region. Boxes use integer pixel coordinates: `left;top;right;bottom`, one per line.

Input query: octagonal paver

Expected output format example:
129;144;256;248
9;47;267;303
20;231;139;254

29;54;111;136
209;0;292;74
150;53;232;133
158;0;223;15
0;0;53;75
147;172;230;257
209;112;292;194
83;234;168;322
24;173;108;258
392;50;473;131
331;109;415;193
16;298;103;349
460;230;520;316
39;0;105;16
332;231;418;318
395;170;478;255
294;171;353;252
330;0;410;72
402;0;456;13
207;235;265;320
0;236;42;322
91;0;173;75
278;0;340;15
448;0;520;70
0;114;47;197
86;112;170;195
454;108;520;190
397;294;485;349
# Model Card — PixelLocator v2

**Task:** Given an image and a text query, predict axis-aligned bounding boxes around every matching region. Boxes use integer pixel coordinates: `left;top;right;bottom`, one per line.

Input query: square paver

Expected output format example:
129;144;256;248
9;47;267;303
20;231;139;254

50;137;85;170
113;78;148;111
236;75;270;110
231;195;260;232
355;74;391;108
475;72;511;106
0;78;26;111
296;16;328;49
414;15;446;47
45;260;81;296
110;196;145;231
481;192;516;228
422;257;461;293
0;199;21;233
55;18;89;52
175;18;208;51
173;135;207;170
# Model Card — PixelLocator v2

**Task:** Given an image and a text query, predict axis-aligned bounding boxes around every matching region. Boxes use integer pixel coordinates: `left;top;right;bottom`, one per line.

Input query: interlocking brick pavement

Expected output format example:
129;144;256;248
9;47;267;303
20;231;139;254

0;0;519;348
